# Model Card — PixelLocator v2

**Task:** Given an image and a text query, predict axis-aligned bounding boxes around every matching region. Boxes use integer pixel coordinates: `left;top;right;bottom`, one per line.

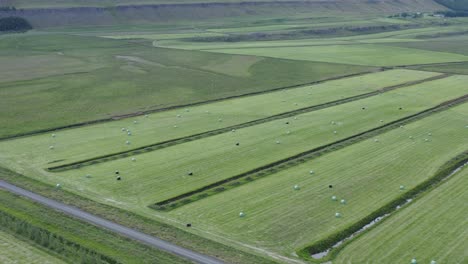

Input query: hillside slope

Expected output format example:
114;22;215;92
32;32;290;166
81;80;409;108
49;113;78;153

0;0;447;28
435;0;468;10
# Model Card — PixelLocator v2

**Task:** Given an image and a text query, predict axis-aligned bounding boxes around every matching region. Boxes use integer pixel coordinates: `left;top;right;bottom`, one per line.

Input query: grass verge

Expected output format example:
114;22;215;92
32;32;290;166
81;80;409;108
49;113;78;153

0;167;277;264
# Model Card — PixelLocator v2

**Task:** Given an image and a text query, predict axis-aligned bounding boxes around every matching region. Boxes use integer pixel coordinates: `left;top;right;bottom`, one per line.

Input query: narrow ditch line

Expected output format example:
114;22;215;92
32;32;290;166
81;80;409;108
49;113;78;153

47;74;450;172
1;69;380;142
304;153;468;262
150;94;467;211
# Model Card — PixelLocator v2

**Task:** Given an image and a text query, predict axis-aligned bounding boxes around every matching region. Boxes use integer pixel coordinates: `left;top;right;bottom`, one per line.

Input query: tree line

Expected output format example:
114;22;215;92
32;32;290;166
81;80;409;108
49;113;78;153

0;16;32;32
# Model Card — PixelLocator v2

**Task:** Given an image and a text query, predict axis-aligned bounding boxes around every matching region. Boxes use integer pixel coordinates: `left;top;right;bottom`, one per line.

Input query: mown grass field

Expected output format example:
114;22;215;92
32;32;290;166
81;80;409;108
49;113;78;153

0;230;65;264
0;34;372;138
168;103;468;257
1;74;465;211
334;166;468;264
0;69;437;168
2;3;468;263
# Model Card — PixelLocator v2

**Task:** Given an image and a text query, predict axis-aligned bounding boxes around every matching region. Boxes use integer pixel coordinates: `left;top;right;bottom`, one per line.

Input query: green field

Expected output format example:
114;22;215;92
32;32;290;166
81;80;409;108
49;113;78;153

1;74;465;211
0;230;65;264
207;44;468;66
0;33;371;138
0;69;437;168
2;2;468;263
334;166;468;264
168;103;468;257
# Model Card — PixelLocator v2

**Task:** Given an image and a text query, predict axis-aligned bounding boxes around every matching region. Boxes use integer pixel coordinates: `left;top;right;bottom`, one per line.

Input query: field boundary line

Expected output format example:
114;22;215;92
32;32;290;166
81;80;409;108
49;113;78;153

150;93;467;211
46;73;449;172
297;151;468;262
0;69;379;142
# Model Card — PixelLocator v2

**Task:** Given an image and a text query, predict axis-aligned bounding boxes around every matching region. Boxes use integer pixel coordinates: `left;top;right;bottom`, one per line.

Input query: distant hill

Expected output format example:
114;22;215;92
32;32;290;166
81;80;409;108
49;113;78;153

1;0;442;9
435;0;468;10
0;0;447;28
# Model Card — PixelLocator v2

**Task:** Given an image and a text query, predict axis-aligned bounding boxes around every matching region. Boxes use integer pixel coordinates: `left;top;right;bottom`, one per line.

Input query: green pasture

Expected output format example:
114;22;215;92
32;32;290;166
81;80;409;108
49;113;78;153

0;33;370;138
3;74;466;210
334;166;468;264
168;103;468;256
0;230;65;264
0;69;437;168
208;44;468;66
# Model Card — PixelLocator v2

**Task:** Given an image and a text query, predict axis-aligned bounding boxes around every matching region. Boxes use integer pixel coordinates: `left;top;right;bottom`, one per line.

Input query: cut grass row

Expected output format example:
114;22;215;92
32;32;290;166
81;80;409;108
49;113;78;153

48;72;448;172
0;69;435;170
153;92;467;211
23;74;468;209
168;102;468;257
334;163;468;264
0;230;65;264
0;189;189;264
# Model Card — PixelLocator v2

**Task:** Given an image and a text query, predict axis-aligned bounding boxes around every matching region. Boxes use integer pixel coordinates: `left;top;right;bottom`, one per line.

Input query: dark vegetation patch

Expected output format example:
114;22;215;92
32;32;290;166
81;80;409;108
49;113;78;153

187;24;420;42
0;16;31;32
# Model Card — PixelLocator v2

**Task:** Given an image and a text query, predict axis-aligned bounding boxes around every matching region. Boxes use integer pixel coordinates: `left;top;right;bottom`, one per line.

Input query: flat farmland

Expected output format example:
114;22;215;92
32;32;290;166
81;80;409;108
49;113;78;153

2;2;468;263
0;69;438;169
207;44;468;66
3;74;466;209
168;103;468;256
0;230;65;264
334;166;468;264
0;34;370;138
